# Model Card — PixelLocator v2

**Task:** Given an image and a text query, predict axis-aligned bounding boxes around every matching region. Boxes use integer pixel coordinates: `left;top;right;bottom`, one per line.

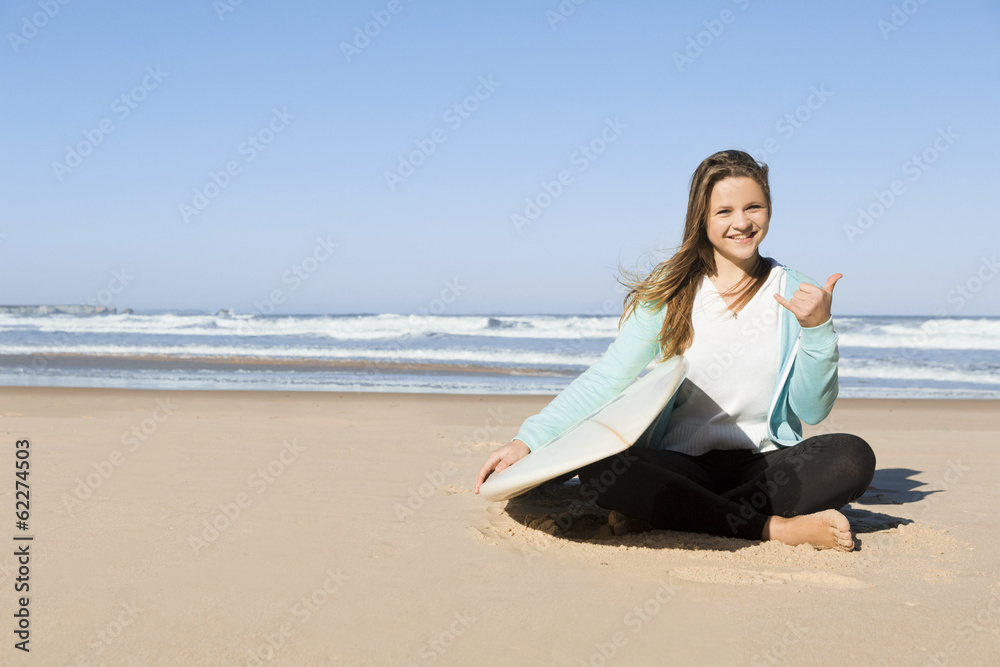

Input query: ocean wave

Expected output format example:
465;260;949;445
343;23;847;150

0;342;602;369
837;317;1000;350
0;312;620;341
1;312;998;396
838;358;1000;387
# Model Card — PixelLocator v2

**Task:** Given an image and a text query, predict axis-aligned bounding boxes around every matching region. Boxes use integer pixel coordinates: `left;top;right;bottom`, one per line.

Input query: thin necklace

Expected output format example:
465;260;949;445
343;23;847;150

707;279;742;320
715;255;762;320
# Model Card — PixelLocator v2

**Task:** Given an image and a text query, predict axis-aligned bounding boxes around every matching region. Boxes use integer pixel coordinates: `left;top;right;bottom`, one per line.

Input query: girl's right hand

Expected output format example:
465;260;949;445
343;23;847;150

774;273;842;329
475;439;530;494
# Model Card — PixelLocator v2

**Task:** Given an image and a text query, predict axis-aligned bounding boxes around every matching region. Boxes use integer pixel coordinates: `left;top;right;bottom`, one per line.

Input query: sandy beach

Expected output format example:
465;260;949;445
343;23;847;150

1;387;997;665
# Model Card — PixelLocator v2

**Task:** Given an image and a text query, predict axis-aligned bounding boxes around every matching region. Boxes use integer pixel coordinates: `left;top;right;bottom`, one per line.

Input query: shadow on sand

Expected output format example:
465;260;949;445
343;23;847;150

502;467;922;548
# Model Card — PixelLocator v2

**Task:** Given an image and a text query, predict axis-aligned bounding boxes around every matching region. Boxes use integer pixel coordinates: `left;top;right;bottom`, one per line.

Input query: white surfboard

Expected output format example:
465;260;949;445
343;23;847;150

479;356;688;502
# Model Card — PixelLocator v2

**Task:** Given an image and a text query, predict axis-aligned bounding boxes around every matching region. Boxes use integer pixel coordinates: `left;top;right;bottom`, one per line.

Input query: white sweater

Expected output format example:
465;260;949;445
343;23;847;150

660;262;785;455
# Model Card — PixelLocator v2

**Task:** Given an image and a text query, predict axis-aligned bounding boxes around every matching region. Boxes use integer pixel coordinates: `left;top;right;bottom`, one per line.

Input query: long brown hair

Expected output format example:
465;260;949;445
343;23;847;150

618;150;772;360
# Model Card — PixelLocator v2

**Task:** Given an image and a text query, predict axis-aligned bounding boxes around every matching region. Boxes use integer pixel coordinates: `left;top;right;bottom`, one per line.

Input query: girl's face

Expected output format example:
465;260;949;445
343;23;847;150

705;176;770;270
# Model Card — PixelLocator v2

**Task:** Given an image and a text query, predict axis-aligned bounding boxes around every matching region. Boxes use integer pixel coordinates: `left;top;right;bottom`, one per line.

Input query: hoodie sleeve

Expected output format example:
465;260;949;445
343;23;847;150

786;315;840;425
511;301;666;452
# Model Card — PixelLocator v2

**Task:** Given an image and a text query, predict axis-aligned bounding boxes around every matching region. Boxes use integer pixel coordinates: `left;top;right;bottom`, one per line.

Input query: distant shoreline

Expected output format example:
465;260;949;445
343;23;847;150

0;305;127;315
0;352;572;377
1;308;997;319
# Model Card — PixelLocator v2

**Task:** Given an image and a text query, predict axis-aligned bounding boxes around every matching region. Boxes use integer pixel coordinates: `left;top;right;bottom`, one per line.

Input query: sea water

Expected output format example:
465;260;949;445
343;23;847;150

0;311;996;398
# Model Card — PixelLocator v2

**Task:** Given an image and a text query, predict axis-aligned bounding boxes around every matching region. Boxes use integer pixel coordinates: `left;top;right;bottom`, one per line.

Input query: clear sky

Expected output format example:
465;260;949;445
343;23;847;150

2;0;998;316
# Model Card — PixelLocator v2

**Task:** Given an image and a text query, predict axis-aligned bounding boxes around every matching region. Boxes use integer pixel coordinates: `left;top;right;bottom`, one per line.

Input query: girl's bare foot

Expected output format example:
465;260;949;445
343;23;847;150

608;510;652;536
763;509;855;552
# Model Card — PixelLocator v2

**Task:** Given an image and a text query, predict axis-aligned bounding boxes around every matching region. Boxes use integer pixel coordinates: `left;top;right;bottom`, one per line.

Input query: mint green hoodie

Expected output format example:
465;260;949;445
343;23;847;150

512;265;839;452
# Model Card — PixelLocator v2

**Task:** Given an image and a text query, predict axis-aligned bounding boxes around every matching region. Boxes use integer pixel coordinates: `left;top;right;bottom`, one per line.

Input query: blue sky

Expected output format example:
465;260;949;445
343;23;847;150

2;0;998;316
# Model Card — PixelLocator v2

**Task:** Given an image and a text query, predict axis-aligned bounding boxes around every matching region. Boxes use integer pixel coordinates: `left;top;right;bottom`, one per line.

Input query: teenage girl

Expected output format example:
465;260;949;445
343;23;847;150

475;149;875;551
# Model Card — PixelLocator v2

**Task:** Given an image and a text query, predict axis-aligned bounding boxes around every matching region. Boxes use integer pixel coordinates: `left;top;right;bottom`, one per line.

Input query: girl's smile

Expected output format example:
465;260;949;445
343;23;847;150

725;230;758;244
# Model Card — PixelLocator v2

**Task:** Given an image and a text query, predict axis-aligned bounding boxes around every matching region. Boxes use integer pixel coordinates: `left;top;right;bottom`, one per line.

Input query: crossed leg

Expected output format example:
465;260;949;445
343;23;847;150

575;433;876;551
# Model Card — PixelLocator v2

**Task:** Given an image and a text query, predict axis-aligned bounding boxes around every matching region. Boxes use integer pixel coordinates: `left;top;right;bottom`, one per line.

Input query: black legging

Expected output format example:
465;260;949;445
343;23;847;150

575;433;876;541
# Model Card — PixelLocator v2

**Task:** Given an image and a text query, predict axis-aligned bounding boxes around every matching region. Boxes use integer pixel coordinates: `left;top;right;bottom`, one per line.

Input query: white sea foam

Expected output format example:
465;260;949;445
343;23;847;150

1;311;998;397
0;342;599;368
837;316;1000;350
838;359;999;386
0;312;621;340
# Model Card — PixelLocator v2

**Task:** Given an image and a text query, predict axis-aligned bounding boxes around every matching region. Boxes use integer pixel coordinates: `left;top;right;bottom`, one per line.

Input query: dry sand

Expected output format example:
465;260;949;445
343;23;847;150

0;388;997;665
